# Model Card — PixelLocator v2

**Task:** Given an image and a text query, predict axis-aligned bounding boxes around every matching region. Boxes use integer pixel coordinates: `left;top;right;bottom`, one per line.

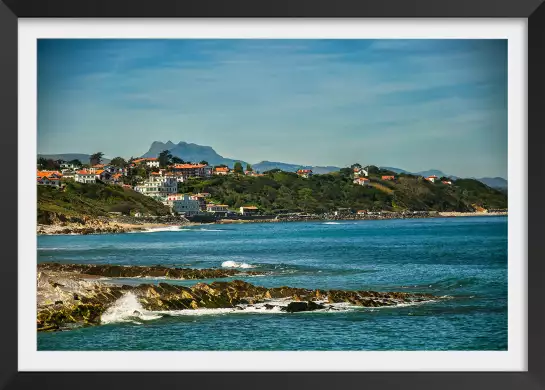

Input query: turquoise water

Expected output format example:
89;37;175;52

37;216;507;351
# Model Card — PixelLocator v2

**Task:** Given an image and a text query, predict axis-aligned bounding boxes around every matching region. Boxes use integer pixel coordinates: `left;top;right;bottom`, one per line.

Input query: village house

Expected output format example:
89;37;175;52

74;170;98;184
244;171;264;177
110;173;123;185
190;194;208;211
356;210;368;215
133;174;178;200
61;171;76;181
206;204;229;217
425;175;438;183
353;167;369;178
170;163;211;181
37;171;63;187
214;166;230;176
60;162;80;170
297;169;313;178
442;180;452;185
132;158;160;168
171;194;201;216
381;175;395;181
353;177;370;186
240;206;259;216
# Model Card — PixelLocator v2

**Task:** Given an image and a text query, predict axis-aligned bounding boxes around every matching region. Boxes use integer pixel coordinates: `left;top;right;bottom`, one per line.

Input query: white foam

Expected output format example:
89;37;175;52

197;228;225;232
221;260;256;269
101;292;163;324
129;226;186;234
323;222;342;225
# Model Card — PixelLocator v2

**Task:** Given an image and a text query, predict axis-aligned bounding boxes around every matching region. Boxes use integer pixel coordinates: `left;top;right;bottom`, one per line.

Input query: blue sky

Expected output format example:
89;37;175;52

38;39;507;178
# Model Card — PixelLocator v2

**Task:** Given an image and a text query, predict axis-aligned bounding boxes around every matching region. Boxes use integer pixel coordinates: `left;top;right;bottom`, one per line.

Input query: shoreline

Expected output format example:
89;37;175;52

37;211;507;236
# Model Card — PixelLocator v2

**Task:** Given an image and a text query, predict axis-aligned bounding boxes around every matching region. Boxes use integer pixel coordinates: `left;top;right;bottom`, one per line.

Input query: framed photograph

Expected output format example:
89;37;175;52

1;0;542;388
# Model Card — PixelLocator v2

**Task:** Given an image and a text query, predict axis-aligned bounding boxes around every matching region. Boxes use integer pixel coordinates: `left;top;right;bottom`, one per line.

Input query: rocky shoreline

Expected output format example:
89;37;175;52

37;264;437;332
37;211;507;235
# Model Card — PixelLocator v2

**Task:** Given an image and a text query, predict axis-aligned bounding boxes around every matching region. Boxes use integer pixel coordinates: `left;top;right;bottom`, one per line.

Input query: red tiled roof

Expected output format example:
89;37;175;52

173;164;206;169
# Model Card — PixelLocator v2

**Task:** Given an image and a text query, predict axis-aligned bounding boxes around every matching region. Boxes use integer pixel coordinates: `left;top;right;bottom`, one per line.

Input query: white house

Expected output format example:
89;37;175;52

172;194;201;216
133;158;160;168
75;170;98;184
133;173;178;200
37;171;63;187
213;167;230;175
353;167;369;178
296;169;313;178
240;206;259;215
425;175;438;183
353;177;370;186
60;162;80;170
206;204;229;217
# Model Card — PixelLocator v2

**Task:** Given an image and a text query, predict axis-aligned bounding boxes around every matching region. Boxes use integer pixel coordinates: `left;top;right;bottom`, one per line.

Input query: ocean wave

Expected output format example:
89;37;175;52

221;260;256;269
197;228;225;232
322;222;342;225
100;294;441;325
128;226;187;234
101;292;163;324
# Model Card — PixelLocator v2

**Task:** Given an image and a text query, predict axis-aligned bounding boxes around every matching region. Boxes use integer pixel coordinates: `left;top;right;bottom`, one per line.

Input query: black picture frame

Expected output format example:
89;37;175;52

0;0;541;389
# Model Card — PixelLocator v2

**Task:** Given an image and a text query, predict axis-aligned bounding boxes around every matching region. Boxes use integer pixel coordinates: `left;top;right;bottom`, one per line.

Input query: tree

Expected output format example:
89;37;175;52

246;163;253;172
233;162;244;174
90;152;104;166
172;156;185;164
37;157;48;169
110;157;127;168
351;163;362;169
158;150;173;168
68;159;82;167
199;160;209;165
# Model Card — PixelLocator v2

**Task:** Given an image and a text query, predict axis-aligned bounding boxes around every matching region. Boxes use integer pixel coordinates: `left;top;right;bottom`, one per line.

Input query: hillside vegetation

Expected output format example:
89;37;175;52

179;168;507;213
38;181;170;224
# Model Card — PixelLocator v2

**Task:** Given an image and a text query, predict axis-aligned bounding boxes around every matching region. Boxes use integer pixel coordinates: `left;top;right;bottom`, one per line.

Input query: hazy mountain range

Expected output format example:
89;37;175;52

38;141;508;189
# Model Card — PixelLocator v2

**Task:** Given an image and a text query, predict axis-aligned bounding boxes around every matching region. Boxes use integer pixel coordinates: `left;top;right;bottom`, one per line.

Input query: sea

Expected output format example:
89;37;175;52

37;216;508;351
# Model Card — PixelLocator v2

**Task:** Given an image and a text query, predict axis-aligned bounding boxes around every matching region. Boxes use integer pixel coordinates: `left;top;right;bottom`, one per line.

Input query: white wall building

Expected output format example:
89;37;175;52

353;167;369;178
133;174;178;200
353;177;370;186
75;170;98;184
172;194;201;216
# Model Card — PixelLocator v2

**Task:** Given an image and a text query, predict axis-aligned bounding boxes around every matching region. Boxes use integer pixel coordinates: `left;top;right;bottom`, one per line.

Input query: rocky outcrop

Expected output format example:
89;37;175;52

38;263;263;279
37;269;436;331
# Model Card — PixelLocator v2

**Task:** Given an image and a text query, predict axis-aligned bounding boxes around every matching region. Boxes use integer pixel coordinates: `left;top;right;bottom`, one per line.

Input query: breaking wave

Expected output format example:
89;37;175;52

221;260;256;269
100;294;441;325
322;222;342;225
101;292;163;324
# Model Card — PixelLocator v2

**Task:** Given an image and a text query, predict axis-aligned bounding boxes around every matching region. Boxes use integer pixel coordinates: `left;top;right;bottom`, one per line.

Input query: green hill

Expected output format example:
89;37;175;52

37;181;170;224
178;168;507;213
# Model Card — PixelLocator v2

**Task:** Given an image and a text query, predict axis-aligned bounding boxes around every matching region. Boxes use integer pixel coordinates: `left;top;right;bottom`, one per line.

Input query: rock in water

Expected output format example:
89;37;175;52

285;301;325;313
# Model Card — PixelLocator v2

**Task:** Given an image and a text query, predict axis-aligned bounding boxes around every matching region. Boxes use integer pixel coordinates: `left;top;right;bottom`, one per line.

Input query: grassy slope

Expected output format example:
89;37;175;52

38;181;170;224
178;169;508;213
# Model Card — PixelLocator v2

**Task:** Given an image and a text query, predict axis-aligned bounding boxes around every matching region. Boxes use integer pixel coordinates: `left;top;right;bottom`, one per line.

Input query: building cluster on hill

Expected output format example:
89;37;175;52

38;155;459;219
37;156;265;219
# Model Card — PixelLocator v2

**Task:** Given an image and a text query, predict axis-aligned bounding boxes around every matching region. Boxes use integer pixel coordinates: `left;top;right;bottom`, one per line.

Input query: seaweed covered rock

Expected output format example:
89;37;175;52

38;262;263;279
37;267;438;331
284;301;326;313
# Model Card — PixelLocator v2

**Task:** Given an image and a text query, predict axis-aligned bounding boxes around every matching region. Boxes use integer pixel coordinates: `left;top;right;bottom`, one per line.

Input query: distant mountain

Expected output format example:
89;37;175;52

415;169;458;180
380;167;410;174
383;166;507;189
141;141;247;168
253;161;341;174
475;177;508;189
38;153;111;164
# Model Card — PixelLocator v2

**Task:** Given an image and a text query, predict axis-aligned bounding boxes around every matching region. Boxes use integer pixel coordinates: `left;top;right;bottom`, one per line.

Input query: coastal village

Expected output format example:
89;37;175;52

37;153;502;223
